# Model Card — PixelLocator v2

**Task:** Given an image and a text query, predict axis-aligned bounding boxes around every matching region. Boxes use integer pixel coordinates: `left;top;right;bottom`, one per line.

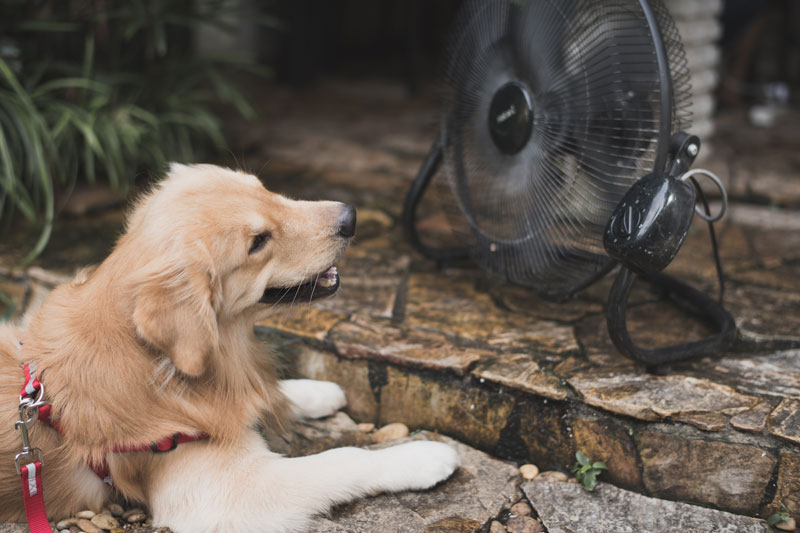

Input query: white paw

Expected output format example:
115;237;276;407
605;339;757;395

376;441;461;492
280;379;347;419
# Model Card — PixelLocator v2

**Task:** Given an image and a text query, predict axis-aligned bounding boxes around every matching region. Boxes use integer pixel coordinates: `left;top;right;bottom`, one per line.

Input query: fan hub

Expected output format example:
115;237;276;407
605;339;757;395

488;82;533;155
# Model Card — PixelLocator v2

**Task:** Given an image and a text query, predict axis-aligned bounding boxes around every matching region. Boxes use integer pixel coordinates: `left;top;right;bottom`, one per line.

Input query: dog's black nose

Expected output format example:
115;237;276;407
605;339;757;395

337;204;357;238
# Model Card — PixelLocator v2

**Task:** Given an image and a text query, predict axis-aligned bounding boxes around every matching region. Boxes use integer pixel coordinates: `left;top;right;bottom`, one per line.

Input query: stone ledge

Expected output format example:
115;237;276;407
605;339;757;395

281;341;800;519
524;481;772;533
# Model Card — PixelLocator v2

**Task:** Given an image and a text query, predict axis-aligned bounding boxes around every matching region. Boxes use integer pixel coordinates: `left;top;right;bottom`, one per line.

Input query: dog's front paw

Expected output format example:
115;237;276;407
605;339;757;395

376;441;461;492
281;379;347;419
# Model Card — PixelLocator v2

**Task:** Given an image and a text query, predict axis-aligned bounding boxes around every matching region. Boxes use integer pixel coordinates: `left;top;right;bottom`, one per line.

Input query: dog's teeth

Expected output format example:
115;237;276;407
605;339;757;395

318;277;335;288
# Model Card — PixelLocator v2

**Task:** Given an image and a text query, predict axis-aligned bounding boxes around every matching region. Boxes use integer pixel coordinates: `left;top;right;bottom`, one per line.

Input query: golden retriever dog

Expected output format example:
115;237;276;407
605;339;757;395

0;164;460;532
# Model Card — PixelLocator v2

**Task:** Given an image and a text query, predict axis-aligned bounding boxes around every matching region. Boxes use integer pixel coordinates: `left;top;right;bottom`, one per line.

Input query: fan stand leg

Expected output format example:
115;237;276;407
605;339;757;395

606;266;737;371
402;134;470;262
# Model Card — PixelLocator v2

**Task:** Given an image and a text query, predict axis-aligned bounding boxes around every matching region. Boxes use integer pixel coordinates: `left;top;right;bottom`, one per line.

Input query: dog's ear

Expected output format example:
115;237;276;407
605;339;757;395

132;253;220;377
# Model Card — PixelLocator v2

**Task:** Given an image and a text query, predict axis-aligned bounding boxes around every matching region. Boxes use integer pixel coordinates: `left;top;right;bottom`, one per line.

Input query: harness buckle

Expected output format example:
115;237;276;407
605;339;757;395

14;448;43;476
151;433;179;453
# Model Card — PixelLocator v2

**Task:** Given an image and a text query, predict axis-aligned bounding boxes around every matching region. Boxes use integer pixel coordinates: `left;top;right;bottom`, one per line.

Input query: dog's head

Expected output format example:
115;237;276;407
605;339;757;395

122;164;355;376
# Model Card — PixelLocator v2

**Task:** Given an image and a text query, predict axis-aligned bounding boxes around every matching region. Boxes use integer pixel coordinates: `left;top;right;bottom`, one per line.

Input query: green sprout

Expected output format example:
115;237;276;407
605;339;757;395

767;503;794;527
572;450;607;492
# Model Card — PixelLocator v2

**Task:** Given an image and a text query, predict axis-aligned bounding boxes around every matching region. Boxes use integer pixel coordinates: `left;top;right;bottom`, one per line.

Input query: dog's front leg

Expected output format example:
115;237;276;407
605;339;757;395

280;378;347;419
147;430;460;533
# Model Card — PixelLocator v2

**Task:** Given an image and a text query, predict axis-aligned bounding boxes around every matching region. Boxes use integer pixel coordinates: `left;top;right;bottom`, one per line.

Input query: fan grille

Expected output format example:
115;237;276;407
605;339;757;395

435;0;691;299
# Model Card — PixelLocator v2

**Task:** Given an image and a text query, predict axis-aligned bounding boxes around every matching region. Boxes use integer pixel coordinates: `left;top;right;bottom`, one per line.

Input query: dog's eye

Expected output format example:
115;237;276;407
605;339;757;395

249;232;271;254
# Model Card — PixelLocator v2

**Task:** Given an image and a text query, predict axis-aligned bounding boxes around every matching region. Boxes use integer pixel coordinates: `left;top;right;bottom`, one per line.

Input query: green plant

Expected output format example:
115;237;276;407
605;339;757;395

0;288;16;321
767;503;794;528
572;450;608;492
0;0;275;264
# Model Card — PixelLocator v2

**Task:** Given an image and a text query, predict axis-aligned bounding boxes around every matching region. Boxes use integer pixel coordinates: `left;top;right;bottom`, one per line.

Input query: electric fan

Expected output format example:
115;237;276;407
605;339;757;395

402;0;735;367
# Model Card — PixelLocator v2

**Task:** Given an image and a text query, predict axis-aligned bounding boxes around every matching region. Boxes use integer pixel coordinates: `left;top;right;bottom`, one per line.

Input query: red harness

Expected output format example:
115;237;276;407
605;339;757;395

15;361;208;533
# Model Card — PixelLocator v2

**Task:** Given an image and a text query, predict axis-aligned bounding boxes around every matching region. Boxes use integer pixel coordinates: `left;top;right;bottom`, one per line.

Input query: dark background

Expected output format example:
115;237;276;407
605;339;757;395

264;0;800;107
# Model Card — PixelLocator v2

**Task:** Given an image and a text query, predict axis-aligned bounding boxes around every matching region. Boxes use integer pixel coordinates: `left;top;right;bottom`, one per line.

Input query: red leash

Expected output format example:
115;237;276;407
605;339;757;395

15;361;208;532
15;361;53;533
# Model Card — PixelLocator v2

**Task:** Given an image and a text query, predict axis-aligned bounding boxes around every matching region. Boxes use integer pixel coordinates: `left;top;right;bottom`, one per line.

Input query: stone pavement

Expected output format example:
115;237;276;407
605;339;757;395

1;79;799;528
1;413;777;532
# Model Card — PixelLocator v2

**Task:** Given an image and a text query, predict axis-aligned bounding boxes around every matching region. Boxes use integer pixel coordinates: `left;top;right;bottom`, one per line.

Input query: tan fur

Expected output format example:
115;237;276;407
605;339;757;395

0;164;349;519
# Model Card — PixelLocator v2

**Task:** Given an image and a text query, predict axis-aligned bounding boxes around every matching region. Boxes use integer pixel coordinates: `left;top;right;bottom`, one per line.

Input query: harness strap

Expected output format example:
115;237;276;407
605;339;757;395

16;362;208;532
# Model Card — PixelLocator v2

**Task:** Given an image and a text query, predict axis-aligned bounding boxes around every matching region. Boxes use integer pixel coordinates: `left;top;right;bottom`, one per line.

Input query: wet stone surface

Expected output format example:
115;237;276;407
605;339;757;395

768;399;800;445
567;373;759;424
636;430;777;515
524;481;771;533
330;314;489;376
403;273;580;356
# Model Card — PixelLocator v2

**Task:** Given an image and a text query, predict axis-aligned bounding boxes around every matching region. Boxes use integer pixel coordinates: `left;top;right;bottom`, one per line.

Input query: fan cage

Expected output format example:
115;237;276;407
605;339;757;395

424;0;692;299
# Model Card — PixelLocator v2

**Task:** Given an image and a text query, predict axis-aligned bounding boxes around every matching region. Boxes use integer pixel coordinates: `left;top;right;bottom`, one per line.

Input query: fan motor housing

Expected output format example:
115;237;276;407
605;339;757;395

488;82;533;155
604;173;696;273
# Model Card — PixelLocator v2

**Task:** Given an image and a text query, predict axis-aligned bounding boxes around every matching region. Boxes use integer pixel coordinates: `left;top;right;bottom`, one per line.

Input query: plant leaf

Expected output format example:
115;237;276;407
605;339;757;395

576;451;591;467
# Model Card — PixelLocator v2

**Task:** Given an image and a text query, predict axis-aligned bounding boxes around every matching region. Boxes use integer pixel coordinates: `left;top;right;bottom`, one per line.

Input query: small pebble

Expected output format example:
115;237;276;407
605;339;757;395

76;510;95;519
76;518;101;533
126;513;147;523
91;513;120;529
69;527;81;533
357;422;375;433
59;530;70;533
56;518;77;529
489;520;507;533
776;517;796;531
122;508;145;520
107;503;124;516
534;470;568;482
519;464;539;480
568;477;579;484
506;516;543;533
510;501;532;517
372;422;409;443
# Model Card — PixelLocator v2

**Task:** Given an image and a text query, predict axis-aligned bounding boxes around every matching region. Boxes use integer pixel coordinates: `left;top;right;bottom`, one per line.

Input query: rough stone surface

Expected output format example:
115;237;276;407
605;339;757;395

523;481;771;533
472;354;569;401
768;399;800;445
331;315;488;376
514;398;575;471
404;273;580;356
764;450;800;521
379;367;515;452
569;374;759;423
505;516;542;533
571;416;643;491
490;284;603;323
730;402;774;432
636;430;777;515
314;249;410;319
725;287;800;348
257;307;345;342
691;351;800;400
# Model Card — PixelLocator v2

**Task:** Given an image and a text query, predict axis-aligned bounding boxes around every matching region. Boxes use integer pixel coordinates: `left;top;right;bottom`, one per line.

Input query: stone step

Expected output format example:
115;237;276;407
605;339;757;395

525;481;772;533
